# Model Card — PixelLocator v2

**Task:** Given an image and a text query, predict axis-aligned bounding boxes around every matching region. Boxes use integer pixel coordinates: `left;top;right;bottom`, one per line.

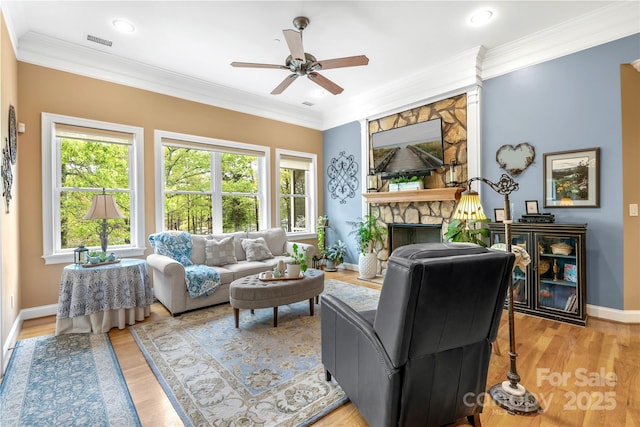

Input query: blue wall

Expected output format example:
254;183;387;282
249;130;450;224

482;34;640;310
322;121;363;264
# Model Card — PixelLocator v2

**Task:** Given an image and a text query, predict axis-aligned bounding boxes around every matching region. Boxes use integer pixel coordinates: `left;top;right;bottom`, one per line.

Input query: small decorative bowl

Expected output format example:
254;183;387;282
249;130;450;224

550;242;573;255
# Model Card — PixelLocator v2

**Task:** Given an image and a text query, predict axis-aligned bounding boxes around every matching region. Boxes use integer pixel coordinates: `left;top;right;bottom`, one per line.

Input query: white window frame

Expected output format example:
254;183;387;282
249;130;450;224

41;113;145;264
275;148;317;240
154;130;270;233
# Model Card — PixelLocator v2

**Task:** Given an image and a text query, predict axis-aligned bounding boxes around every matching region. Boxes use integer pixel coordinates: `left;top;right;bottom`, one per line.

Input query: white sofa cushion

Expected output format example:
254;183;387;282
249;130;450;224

211;231;247;261
205;237;238;266
248;228;287;256
241;237;274;261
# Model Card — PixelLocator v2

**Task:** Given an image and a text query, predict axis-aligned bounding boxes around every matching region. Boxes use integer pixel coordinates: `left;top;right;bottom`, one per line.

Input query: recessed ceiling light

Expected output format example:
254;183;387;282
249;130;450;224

469;10;494;26
310;89;326;98
112;19;136;33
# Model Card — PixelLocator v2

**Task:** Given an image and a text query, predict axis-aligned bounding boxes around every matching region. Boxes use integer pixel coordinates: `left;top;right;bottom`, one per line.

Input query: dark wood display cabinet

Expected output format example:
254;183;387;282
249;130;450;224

488;223;587;326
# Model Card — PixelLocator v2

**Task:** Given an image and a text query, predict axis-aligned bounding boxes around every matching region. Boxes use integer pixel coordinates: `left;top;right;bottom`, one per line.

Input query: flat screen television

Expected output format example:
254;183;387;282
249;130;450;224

371;117;444;179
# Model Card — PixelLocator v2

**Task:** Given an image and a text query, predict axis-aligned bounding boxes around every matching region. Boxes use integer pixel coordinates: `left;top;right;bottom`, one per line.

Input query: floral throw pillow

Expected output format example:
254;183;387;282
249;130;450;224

241;237;274;262
205;236;237;266
149;231;194;266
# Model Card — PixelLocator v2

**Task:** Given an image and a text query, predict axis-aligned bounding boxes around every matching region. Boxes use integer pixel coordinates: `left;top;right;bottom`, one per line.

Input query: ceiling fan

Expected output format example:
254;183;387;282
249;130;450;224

230;16;369;95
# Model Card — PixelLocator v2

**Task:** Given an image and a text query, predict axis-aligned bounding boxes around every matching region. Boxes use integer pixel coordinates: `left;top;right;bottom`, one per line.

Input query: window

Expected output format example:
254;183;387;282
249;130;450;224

276;149;317;237
155;131;269;233
42;113;145;264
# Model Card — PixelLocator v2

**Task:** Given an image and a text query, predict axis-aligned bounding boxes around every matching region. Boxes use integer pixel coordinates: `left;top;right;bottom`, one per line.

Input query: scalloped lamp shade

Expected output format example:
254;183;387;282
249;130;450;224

453;190;488;221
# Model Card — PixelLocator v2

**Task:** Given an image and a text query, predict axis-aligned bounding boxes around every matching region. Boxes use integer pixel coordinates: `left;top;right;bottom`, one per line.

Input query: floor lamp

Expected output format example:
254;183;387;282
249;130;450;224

453;173;542;415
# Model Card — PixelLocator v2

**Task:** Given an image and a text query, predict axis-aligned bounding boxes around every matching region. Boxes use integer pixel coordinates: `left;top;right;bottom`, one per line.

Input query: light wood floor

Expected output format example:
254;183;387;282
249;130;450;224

17;270;640;427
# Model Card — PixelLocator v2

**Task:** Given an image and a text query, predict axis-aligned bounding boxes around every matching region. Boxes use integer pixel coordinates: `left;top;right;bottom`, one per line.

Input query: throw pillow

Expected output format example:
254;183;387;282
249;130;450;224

148;231;194;266
241;237;274;262
205;236;237;266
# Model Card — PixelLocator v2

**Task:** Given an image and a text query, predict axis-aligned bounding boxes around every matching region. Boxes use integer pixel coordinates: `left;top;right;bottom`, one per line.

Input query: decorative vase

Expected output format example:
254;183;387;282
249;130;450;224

358;252;378;279
287;263;301;278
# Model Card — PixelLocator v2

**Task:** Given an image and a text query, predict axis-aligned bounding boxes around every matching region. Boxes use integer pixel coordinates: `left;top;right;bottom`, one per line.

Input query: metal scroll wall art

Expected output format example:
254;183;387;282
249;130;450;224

327;151;359;204
2;137;12;213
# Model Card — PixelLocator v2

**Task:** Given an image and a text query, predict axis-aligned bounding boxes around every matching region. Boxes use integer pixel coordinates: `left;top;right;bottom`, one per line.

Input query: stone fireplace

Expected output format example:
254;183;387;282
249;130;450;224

367;197;459;276
364;92;468;276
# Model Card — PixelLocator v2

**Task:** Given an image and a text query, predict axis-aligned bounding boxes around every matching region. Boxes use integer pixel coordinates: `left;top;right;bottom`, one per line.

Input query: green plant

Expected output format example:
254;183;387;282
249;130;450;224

443;219;490;246
349;215;387;255
325;240;347;264
88;250;107;262
390;175;419;184
316;215;329;257
285;243;310;272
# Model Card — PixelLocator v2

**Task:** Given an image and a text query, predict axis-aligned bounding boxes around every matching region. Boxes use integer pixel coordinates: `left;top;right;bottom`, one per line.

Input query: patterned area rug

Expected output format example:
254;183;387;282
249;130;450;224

131;279;380;426
0;333;141;426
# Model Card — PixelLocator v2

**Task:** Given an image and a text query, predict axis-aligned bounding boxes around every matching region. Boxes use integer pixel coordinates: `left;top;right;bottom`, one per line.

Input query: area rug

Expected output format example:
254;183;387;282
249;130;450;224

0;333;141;426
131;279;380;426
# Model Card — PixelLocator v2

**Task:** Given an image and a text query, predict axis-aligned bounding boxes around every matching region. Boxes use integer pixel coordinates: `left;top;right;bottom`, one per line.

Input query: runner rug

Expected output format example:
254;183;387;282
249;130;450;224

131;279;380;426
0;333;141;426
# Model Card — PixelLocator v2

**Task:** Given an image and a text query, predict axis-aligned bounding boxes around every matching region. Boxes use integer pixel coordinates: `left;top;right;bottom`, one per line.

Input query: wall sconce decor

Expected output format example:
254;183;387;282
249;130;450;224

445;159;461;187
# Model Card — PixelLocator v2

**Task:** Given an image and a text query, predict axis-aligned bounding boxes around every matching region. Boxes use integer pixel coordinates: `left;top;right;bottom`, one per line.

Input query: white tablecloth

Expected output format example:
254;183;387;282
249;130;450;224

55;259;153;335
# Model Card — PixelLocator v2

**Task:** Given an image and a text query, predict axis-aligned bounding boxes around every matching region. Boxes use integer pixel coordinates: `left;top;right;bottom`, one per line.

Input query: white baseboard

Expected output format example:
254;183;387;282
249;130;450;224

2;304;58;375
587;304;640;323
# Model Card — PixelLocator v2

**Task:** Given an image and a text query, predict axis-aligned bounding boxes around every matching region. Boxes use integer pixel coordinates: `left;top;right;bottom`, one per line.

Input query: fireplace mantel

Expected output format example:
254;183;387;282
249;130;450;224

363;187;464;204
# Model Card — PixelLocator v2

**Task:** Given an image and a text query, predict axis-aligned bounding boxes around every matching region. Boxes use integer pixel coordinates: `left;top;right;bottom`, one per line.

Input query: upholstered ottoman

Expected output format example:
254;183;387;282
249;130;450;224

229;268;324;328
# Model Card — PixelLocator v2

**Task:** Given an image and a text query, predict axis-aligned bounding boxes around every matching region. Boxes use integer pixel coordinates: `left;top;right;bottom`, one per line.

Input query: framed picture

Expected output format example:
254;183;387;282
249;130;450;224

525;200;539;214
494;208;505;222
544;148;600;208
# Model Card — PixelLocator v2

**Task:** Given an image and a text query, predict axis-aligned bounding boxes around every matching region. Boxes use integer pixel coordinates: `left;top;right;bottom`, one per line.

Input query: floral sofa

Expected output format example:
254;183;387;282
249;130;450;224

147;228;316;315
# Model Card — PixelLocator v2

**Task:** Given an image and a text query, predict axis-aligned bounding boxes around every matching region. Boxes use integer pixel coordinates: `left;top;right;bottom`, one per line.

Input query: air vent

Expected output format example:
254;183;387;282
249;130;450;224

87;34;113;47
302;101;315;107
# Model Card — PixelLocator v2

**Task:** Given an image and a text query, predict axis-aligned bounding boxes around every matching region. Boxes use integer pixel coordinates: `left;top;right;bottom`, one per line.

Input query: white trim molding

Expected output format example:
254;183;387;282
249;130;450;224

587;304;640;324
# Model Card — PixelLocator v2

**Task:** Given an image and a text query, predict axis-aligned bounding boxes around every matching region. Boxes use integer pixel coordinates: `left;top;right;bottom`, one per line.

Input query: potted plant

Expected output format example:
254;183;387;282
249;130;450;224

443;219;490;246
285;243;309;277
316;215;329;267
324;240;347;272
349;215;387;279
389;175;423;192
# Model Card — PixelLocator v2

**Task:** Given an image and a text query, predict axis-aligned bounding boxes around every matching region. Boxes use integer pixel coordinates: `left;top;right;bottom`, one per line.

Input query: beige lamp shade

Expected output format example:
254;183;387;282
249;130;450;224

453;190;488;221
83;192;124;220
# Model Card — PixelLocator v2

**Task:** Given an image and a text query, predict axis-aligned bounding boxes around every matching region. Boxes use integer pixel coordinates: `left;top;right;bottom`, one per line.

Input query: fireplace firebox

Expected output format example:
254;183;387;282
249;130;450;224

388;223;442;253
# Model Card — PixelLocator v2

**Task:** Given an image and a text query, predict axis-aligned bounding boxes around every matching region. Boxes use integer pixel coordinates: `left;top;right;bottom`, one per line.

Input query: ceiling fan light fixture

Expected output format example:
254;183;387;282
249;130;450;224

469;9;494;26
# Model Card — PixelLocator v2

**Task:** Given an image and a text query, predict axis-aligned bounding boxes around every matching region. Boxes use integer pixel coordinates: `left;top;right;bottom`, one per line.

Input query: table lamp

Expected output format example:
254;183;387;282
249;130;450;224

83;188;124;253
453;173;541;416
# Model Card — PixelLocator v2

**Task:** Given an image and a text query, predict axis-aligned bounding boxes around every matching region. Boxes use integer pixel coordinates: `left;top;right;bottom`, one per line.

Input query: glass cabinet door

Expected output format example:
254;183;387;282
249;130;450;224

535;234;579;314
491;231;530;307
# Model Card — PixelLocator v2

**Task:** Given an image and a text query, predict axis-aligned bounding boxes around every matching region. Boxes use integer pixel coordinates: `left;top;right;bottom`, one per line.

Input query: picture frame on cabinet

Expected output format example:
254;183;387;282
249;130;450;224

543;148;600;208
494;208;505;222
525;200;539;214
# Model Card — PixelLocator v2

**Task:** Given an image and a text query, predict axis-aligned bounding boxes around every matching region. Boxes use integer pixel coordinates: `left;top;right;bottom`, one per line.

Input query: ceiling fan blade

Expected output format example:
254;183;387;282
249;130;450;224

230;62;287;69
271;74;298;95
307;72;343;95
313;55;369;70
283;29;305;62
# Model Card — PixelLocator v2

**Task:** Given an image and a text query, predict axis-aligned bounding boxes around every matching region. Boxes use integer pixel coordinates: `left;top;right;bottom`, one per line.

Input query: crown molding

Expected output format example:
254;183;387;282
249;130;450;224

481;2;640;80
17;32;324;130
321;46;485;129
8;1;638;131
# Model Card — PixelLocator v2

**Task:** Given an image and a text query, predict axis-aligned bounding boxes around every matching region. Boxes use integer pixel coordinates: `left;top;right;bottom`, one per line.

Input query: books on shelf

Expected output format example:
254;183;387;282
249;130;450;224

564;293;577;312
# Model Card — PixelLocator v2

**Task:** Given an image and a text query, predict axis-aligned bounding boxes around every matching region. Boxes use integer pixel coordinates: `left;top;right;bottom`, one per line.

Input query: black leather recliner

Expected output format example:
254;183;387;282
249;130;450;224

321;242;515;427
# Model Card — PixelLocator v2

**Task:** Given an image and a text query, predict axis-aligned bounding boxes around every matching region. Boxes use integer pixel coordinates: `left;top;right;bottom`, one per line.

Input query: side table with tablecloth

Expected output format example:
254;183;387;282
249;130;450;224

55;258;154;335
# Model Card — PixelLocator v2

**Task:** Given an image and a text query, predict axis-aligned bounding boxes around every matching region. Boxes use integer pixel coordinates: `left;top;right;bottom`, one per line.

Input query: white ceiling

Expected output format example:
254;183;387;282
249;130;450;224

2;1;638;130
